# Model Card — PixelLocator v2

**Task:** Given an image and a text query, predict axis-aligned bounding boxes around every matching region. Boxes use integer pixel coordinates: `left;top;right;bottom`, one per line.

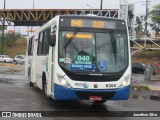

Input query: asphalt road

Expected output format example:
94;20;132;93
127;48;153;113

0;72;160;120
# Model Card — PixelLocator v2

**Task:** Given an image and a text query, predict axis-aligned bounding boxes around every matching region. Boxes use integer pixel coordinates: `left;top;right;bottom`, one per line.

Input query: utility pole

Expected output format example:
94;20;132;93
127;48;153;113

144;0;151;37
100;0;103;10
1;0;6;54
100;0;103;16
31;0;34;34
33;0;34;9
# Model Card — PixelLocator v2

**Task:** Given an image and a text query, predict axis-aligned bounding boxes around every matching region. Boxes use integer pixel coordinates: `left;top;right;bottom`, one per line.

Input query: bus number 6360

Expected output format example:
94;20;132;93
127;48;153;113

106;84;116;88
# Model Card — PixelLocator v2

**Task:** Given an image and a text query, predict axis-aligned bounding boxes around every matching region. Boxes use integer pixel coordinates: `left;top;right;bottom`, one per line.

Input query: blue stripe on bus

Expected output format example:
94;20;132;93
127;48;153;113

53;84;130;100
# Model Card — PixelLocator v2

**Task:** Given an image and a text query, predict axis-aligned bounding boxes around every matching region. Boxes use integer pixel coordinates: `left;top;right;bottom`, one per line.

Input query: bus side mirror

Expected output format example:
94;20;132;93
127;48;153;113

50;34;56;47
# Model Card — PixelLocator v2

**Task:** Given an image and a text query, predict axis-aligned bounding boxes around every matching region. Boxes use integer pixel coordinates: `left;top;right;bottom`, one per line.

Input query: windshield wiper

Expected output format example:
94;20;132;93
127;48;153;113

110;30;118;64
63;29;79;62
110;31;118;53
64;29;78;49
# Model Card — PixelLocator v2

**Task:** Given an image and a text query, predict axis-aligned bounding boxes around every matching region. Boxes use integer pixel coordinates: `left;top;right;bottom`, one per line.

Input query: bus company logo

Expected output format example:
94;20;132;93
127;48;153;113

75;82;89;88
2;112;11;117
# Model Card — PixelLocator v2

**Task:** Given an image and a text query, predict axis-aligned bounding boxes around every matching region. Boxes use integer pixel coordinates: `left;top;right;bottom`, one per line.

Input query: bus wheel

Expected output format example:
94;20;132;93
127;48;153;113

42;75;52;101
28;69;33;87
42;76;48;95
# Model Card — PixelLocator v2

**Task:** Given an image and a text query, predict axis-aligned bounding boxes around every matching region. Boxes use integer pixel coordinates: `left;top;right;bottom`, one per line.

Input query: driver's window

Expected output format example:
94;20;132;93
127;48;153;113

50;25;56;46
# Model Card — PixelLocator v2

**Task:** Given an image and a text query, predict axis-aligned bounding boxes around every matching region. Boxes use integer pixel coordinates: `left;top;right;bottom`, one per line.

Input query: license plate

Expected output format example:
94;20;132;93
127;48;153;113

89;96;102;101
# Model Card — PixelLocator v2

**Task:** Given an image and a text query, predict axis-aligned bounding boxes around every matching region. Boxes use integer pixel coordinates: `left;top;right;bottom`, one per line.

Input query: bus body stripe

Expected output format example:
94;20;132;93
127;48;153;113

53;84;130;100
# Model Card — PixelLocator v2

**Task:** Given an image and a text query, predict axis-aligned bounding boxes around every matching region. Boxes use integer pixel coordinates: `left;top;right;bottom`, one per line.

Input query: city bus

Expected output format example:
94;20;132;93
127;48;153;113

25;15;131;103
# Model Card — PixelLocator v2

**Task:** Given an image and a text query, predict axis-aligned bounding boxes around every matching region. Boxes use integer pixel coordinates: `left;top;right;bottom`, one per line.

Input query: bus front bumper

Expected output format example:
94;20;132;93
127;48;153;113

54;84;130;100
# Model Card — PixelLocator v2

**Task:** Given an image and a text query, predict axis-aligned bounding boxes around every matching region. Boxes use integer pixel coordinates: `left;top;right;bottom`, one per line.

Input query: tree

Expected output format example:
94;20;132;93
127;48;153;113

0;32;20;47
0;25;2;31
0;31;26;55
0;25;7;31
134;15;144;38
150;4;160;36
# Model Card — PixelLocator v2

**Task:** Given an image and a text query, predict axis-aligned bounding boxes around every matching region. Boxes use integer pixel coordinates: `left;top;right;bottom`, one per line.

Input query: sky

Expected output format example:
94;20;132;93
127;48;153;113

0;0;159;35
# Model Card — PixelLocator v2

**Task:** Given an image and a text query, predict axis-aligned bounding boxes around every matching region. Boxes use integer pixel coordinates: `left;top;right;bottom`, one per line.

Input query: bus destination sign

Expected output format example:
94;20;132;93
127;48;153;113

71;20;105;28
59;17;122;29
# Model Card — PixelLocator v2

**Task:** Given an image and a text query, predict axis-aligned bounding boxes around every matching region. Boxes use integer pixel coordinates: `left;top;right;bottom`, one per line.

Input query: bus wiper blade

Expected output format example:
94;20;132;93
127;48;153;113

110;31;118;53
110;30;118;64
64;29;78;49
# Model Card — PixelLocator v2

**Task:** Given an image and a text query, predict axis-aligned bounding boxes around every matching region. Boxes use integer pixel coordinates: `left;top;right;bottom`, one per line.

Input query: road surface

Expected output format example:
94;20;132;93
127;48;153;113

0;72;159;120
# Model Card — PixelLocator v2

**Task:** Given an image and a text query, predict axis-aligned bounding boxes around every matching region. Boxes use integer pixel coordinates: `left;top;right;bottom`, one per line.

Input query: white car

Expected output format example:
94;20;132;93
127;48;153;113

13;55;25;64
0;55;13;63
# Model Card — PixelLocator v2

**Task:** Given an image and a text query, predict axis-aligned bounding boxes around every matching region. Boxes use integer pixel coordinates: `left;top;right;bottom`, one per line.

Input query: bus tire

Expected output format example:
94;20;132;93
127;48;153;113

42;74;46;93
28;69;33;87
42;74;52;100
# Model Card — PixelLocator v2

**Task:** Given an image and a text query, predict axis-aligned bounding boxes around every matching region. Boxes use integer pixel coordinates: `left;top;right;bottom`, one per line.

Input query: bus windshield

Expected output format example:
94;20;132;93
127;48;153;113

58;30;128;74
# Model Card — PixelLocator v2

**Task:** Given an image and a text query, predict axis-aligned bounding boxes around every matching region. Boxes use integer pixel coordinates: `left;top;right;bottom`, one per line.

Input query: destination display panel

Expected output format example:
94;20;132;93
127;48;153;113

59;16;126;30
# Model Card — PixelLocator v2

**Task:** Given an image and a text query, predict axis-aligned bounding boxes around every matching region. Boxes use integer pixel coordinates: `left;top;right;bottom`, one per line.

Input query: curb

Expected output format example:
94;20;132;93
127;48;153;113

0;63;23;67
148;85;160;91
0;63;15;67
131;85;149;91
150;94;160;101
131;84;160;91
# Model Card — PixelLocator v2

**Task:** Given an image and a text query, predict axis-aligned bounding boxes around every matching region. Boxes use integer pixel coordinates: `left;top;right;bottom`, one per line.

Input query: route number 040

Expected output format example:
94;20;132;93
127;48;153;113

77;55;90;61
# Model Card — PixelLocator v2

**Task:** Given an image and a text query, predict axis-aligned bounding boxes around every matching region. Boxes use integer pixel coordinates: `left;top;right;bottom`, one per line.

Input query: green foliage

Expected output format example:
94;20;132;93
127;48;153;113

131;86;149;91
4;32;17;47
0;25;7;31
0;32;27;56
150;4;160;36
0;32;20;47
0;44;2;54
150;4;160;23
0;25;2;31
134;16;144;37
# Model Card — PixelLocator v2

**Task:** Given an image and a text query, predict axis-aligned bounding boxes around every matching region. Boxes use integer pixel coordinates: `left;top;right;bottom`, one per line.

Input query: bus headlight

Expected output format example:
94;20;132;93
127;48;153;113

57;74;71;88
118;76;130;88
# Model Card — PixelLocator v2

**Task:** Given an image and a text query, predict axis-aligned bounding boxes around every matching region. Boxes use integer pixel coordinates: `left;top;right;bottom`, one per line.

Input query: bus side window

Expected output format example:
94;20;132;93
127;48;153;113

37;32;44;55
50;25;56;47
28;38;33;56
42;27;50;55
31;37;34;55
28;39;30;55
